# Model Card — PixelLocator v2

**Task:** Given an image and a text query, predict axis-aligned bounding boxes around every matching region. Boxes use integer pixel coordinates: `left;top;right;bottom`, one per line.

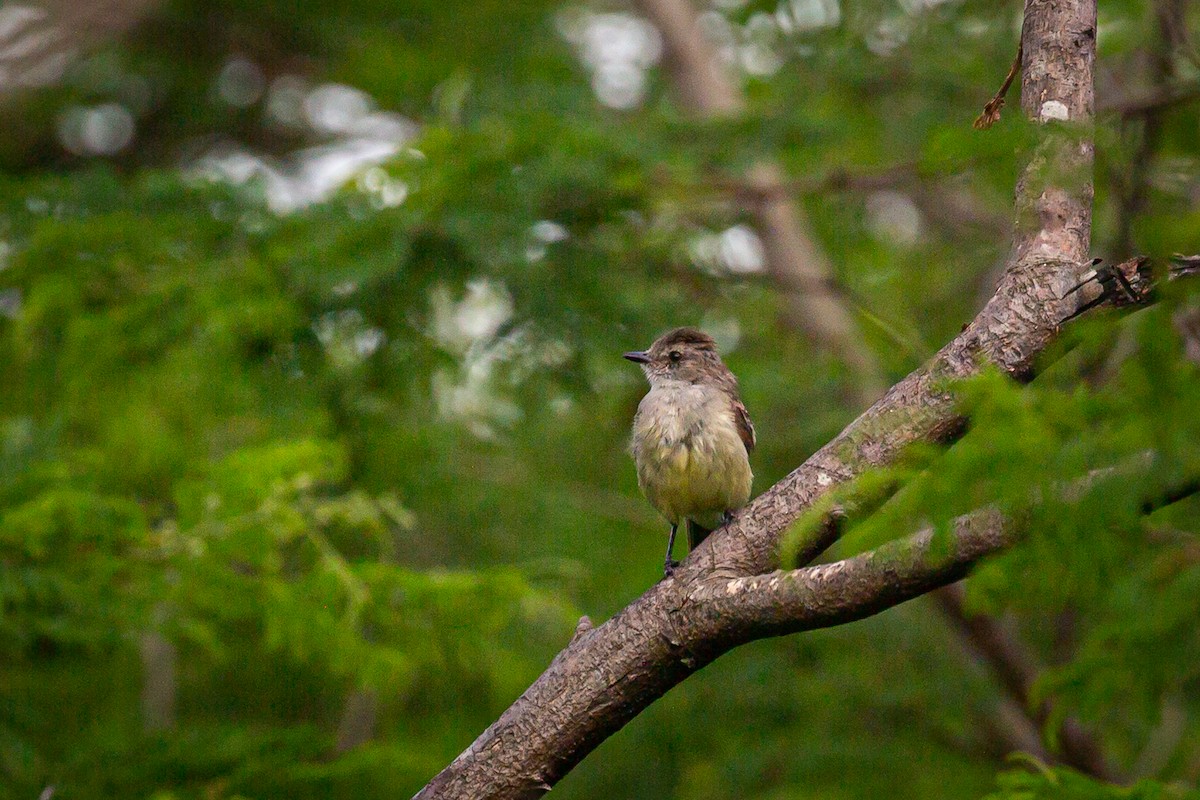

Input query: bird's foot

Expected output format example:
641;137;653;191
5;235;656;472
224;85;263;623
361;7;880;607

723;510;734;526
662;560;681;579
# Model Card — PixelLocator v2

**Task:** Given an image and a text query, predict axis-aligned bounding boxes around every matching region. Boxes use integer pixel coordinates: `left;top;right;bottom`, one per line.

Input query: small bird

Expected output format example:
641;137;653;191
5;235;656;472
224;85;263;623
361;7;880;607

624;327;755;577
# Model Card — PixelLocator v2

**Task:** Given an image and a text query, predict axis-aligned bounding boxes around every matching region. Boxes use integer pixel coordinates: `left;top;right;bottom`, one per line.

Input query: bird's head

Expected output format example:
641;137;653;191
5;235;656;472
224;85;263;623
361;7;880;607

623;327;723;384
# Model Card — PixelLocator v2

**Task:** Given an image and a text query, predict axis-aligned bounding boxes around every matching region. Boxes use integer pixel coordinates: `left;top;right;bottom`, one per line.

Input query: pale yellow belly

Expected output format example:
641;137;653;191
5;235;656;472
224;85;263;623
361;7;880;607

635;431;752;528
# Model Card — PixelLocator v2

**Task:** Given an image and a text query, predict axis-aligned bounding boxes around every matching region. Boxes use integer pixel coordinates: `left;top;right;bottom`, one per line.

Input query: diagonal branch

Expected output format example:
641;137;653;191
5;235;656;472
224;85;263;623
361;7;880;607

414;0;1097;795
635;0;742;115
1099;81;1200;118
934;584;1121;781
731;456;1200;783
634;0;887;404
697;509;1012;637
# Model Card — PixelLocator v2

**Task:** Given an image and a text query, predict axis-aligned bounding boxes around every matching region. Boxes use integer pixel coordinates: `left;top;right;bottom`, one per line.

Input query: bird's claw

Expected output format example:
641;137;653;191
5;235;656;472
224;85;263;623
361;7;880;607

663;560;680;579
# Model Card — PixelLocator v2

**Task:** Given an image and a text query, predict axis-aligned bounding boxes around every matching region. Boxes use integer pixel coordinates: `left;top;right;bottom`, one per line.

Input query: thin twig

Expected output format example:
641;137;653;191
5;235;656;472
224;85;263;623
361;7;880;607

975;42;1024;129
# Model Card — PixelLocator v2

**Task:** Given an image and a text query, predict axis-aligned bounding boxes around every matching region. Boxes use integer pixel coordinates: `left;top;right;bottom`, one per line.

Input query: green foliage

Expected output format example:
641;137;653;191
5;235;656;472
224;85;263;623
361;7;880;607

1;488;150;651
986;759;1199;800
0;0;1199;797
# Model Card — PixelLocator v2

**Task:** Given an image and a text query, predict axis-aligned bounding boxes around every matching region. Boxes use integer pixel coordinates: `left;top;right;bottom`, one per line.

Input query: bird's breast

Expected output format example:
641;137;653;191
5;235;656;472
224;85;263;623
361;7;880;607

631;383;753;525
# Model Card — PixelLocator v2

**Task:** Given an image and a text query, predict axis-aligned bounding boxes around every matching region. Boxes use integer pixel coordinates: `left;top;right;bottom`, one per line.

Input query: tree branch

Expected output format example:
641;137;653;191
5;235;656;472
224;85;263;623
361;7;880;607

934;584;1121;781
0;0;161;94
635;0;742;115
698;509;1012;637
414;0;1097;795
974;42;1023;129
1099;80;1200;118
635;0;887;404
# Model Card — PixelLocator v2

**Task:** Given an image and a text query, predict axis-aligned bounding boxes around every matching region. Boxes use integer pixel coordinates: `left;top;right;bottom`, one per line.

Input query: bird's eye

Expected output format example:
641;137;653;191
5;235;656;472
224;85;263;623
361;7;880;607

669;350;681;362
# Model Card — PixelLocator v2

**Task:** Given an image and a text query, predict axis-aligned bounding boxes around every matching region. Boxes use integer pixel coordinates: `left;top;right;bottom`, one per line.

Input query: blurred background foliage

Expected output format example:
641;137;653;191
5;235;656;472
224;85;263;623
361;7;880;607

0;0;1199;797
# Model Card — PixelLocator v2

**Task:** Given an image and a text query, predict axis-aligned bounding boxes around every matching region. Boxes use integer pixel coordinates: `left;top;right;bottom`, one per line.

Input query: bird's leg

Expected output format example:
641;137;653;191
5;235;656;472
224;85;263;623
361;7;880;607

722;510;733;526
663;524;680;577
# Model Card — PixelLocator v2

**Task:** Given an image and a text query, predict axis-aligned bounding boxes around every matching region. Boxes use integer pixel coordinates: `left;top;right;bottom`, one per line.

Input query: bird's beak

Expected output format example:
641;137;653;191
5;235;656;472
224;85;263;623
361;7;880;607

623;350;651;364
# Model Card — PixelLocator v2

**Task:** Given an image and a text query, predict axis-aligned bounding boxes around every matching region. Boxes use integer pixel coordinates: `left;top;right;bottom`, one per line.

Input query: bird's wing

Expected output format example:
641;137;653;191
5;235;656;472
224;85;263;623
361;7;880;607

732;396;756;454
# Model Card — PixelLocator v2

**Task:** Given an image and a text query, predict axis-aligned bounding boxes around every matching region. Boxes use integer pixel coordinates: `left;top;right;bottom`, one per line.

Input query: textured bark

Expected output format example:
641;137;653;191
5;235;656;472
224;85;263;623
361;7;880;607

415;0;1096;795
695;509;1013;636
635;0;887;404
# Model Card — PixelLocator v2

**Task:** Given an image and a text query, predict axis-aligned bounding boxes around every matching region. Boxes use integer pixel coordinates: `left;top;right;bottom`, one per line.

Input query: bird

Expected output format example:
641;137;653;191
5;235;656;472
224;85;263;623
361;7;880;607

623;327;755;577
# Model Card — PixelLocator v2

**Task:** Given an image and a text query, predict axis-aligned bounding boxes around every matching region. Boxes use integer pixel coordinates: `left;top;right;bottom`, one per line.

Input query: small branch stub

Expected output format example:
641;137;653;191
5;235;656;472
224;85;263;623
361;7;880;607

975;43;1023;129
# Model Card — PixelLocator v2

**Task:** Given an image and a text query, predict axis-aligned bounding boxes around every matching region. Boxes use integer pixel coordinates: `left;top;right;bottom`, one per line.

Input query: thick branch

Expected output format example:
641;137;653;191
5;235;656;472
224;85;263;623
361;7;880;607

415;0;1096;795
698;510;1012;637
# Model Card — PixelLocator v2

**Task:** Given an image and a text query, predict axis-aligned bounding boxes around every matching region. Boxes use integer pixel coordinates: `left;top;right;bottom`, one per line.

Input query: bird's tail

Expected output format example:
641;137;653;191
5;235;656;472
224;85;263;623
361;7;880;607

687;519;713;551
